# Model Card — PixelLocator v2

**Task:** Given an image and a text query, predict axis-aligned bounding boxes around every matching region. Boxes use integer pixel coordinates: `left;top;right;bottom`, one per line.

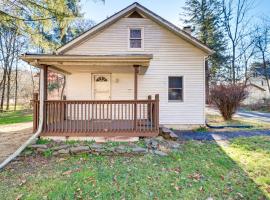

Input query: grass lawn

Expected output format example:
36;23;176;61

0;109;32;125
0;136;269;200
207;114;270;131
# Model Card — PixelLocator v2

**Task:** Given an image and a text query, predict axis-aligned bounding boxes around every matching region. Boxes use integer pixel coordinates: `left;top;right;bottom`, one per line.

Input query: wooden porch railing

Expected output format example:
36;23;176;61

32;94;159;137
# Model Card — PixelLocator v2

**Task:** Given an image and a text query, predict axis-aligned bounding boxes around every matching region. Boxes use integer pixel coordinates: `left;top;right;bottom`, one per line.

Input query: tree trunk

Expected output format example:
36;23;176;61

5;65;12;110
0;67;7;112
244;60;248;85
14;60;18;111
29;66;35;95
232;46;236;83
262;54;270;93
60;76;66;100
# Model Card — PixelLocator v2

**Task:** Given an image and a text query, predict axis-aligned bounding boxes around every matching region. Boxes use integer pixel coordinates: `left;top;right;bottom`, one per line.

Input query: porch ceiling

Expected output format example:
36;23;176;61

20;54;153;74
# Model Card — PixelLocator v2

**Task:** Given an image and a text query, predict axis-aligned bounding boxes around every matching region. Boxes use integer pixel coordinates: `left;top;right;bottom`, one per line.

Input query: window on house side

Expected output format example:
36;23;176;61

129;28;142;48
168;76;183;101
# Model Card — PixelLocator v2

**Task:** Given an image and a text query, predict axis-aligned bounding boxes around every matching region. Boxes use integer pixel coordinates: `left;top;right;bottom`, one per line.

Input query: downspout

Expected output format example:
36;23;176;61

203;56;208;125
0;67;45;170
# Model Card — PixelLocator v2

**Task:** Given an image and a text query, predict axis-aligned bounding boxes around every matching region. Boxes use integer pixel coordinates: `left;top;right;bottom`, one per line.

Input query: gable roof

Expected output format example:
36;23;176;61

56;2;213;55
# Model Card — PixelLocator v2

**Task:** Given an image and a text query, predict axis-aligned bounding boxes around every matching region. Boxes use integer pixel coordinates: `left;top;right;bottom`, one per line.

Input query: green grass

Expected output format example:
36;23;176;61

0;137;269;200
223;136;270;198
0;109;32;125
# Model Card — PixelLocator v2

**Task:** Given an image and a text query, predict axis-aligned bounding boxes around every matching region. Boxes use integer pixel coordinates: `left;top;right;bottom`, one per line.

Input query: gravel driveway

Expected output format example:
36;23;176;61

0;122;33;163
175;130;270;141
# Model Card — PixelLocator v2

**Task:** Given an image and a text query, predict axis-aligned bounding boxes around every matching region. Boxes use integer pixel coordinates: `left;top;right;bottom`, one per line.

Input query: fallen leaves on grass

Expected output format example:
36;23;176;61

175;185;182;191
170;183;182;191
62;168;80;176
161;167;181;174
220;175;225;181
19;179;26;186
75;187;83;200
199;186;204;192
15;194;23;200
57;158;67;162
188;172;203;182
83;176;96;186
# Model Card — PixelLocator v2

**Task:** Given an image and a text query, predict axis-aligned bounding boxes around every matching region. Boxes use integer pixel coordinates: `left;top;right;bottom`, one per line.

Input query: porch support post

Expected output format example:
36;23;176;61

133;65;140;131
42;65;48;131
32;93;39;132
133;65;139;100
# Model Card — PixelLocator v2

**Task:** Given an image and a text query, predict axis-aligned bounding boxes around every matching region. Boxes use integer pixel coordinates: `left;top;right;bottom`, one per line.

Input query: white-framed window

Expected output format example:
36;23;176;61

168;76;183;101
129;28;143;49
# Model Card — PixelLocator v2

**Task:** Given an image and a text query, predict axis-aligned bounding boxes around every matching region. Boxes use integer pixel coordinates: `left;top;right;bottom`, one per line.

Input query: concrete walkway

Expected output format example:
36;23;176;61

206;107;270;123
175;130;270;141
0;122;33;163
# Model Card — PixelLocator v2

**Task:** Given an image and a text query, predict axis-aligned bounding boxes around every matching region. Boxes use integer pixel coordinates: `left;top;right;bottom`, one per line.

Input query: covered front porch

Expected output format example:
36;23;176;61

22;54;160;137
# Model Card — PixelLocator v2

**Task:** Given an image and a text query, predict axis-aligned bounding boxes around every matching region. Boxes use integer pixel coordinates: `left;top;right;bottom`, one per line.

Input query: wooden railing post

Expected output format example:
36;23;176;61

43;65;48;131
154;94;159;131
32;93;39;132
134;102;137;131
63;95;66;120
147;95;152;121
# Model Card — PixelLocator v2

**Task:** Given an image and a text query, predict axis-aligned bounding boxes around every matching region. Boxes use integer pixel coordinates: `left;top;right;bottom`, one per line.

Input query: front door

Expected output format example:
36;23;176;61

93;74;111;100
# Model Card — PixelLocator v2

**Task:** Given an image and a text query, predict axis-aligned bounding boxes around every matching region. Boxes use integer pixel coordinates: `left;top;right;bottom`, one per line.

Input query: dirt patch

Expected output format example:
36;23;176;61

0;122;33;163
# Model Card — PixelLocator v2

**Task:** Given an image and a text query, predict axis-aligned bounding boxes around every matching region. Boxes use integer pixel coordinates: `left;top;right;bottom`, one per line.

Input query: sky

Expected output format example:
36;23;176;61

81;0;270;28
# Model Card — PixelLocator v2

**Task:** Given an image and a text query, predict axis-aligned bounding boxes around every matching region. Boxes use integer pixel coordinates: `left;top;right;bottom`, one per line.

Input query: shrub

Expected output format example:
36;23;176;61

210;84;248;120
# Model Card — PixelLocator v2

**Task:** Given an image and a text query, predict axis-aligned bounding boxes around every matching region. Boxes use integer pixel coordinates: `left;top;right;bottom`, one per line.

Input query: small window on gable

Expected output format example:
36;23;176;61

129;28;142;49
168;76;183;101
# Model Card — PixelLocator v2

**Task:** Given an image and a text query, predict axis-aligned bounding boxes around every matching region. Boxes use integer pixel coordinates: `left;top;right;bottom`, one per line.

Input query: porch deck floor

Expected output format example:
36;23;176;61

42;119;157;137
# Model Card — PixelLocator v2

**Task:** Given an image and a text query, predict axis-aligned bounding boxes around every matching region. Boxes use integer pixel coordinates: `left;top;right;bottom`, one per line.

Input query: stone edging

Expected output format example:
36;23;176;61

24;136;182;157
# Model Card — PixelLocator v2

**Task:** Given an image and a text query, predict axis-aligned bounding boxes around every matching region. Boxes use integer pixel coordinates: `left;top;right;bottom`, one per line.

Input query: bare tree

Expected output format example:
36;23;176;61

222;0;254;83
14;57;18;110
29;65;36;95
254;24;270;92
0;25;14;111
0;24;24;111
238;33;255;84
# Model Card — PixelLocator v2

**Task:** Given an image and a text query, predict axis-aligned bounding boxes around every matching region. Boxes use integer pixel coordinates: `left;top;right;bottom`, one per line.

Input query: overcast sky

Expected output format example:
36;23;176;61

81;0;270;28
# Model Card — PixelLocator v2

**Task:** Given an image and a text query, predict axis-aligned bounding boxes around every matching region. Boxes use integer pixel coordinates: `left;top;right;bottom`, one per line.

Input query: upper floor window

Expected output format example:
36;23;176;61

129;28;143;49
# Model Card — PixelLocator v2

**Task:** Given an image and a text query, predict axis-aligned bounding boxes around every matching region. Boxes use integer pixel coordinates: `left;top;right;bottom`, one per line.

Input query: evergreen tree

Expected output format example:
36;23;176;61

182;0;227;80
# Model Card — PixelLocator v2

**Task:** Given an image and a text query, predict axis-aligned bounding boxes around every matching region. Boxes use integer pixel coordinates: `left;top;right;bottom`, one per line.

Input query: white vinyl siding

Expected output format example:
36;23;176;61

64;17;206;125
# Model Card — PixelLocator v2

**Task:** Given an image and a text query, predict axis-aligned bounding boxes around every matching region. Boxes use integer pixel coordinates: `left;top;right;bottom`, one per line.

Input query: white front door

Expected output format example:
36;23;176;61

93;74;111;100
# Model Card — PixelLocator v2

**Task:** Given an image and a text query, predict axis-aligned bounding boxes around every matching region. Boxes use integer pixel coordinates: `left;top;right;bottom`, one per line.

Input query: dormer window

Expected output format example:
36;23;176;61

129;28;143;49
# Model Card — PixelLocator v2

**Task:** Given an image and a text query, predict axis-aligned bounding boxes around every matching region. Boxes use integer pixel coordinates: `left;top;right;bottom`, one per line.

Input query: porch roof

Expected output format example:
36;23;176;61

20;53;153;74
